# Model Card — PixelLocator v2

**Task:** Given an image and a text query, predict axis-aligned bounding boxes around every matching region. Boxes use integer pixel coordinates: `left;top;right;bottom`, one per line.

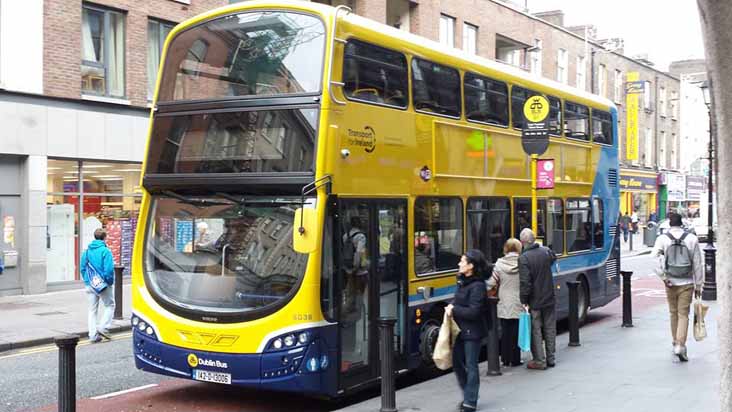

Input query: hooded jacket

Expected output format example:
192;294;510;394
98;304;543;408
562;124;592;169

452;273;487;340
487;252;524;319
80;240;115;286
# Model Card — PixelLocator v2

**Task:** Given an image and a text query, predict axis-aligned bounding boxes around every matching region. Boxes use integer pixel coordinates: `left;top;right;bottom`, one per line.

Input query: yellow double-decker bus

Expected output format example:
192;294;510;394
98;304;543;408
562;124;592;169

132;0;620;396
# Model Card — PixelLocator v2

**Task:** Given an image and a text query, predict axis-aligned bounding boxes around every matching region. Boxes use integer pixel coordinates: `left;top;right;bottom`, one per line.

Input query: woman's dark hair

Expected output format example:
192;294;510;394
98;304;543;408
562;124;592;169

464;249;488;279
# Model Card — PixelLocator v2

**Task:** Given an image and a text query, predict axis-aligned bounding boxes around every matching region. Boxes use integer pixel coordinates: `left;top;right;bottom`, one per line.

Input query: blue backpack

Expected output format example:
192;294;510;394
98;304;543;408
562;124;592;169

86;261;108;294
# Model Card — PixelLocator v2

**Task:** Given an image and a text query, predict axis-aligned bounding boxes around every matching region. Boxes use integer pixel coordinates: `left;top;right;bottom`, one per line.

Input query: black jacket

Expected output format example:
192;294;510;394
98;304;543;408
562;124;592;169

452;274;487;340
519;243;557;309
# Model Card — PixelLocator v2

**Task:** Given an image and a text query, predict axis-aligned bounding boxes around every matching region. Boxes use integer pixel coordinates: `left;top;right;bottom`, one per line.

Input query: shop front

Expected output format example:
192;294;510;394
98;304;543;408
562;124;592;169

684;175;705;218
659;172;686;219
46;159;142;284
619;169;658;224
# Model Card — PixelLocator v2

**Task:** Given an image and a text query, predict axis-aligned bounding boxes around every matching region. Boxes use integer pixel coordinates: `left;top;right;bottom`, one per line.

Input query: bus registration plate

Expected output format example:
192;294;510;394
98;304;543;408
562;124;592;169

193;369;231;385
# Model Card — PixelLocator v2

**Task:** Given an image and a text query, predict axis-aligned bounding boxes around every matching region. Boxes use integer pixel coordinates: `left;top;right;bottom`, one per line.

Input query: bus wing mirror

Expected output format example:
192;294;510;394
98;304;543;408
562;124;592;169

293;208;317;254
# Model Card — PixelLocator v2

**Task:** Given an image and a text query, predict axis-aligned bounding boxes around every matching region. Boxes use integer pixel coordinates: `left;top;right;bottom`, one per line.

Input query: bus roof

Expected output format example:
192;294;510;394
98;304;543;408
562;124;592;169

174;0;615;111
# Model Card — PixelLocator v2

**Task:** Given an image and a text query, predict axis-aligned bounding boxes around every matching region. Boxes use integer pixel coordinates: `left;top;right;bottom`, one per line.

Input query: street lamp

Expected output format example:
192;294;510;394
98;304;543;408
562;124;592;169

699;80;717;301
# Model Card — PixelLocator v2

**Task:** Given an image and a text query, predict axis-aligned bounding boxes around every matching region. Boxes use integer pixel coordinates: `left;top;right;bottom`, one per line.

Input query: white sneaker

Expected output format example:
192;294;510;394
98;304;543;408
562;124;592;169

678;346;688;362
673;344;682;355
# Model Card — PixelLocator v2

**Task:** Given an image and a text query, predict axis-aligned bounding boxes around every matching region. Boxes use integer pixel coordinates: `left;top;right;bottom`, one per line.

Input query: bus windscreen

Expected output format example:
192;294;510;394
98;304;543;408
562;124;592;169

157;11;325;102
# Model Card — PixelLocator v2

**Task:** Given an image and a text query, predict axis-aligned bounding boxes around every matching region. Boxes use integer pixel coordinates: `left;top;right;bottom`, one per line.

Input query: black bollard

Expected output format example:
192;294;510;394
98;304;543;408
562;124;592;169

114;266;124;320
485;296;502;376
621;271;634;327
55;335;79;412
629;230;634;252
378;317;397;412
566;281;581;347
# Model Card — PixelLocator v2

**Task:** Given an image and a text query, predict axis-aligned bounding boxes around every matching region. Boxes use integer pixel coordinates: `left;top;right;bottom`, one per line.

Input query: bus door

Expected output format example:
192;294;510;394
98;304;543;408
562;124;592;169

337;199;407;390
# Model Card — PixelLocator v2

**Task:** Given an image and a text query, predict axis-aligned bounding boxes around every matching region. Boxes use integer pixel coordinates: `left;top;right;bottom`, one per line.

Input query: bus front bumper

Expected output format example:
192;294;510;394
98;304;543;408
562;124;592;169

132;327;337;395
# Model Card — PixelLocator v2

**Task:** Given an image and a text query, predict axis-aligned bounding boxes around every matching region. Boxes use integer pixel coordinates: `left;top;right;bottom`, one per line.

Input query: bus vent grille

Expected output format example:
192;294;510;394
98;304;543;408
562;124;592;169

606;258;619;279
608;169;618;187
608;225;617;237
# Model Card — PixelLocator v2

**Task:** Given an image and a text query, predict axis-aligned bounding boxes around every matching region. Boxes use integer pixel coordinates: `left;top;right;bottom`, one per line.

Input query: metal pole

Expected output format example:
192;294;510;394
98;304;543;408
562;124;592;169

566;281;581;347
378;317;397;412
531;154;538;235
114;266;123;320
620;271;634;327
485;296;502;376
703;109;717;301
55;335;79;412
629;227;634;251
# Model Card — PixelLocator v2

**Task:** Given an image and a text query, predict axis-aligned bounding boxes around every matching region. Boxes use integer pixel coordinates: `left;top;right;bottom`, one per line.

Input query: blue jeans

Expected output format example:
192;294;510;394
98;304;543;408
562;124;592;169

453;335;481;408
86;286;115;338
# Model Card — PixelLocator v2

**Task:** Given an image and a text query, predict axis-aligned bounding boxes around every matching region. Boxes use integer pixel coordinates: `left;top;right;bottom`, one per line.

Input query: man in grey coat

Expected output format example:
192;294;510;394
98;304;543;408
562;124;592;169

518;228;557;370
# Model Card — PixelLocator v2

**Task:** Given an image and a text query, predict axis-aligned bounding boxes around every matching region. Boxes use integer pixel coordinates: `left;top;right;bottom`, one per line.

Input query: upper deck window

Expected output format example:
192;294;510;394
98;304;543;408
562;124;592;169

464;72;509;126
510;86;538;129
157;11;326;103
343;40;408;108
564;102;590;140
548;96;561;136
412;58;461;118
592;109;613;145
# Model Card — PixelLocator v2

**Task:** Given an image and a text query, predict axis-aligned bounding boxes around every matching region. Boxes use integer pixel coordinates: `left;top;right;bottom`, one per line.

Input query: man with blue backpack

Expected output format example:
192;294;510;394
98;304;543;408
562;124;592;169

652;212;703;362
80;228;116;343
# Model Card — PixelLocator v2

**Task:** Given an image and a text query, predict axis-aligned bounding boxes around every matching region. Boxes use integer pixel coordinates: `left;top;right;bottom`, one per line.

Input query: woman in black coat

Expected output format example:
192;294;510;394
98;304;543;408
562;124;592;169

446;249;488;412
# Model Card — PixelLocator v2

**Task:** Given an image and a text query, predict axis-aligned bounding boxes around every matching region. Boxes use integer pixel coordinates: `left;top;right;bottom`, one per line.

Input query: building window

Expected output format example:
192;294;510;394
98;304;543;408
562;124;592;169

576;56;586;90
463;23;478;55
614;69;623;103
598;64;607;97
644;80;652;110
414;197;463;275
671;90;678;120
659;87;667;117
557;48;568;84
439;14;455;48
81;5;125;97
644;128;653;167
659;131;666;169
671;133;678;169
148;19;175;100
530;39;542;75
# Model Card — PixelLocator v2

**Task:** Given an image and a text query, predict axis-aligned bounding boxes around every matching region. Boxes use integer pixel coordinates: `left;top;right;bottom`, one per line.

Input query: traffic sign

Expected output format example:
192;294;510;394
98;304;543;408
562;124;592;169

521;95;550;155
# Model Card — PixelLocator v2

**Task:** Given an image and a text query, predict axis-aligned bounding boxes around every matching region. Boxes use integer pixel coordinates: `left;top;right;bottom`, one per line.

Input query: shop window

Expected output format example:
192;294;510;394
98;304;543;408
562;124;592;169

467;197;510;263
566;198;592;252
414;197;463;274
47;159;82;283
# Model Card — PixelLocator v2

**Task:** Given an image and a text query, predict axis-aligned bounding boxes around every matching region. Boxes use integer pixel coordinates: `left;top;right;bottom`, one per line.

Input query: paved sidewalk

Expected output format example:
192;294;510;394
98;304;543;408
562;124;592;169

338;301;719;412
621;231;652;257
0;283;132;352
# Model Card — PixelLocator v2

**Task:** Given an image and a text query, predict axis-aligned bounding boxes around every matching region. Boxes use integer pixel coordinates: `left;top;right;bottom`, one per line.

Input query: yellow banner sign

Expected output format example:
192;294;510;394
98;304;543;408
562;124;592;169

626;72;639;161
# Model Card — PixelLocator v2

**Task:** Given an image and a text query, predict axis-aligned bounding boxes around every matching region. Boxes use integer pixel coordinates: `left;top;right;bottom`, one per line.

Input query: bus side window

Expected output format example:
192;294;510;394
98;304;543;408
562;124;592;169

464;72;509;126
411;58;461;118
342;40;408;108
565;102;590;140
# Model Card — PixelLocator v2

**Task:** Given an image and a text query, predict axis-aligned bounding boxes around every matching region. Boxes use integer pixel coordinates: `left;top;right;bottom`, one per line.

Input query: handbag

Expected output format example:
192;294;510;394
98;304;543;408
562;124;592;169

693;298;709;342
518;309;531;352
86;261;108;294
432;311;461;370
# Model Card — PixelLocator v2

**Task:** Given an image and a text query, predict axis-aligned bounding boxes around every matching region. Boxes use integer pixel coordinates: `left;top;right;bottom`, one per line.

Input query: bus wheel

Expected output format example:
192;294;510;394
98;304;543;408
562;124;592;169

577;277;590;326
416;320;441;378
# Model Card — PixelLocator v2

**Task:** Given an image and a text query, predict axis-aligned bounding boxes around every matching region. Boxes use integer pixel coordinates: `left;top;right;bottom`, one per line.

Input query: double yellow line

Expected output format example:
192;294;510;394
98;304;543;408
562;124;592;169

0;332;133;361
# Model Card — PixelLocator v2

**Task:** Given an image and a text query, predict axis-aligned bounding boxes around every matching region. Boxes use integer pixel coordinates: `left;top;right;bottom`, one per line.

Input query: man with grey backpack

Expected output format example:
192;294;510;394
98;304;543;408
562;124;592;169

651;212;703;362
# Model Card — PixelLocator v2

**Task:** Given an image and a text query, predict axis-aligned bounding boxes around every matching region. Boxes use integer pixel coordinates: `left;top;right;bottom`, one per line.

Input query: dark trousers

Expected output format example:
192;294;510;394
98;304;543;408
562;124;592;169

500;318;521;366
453;335;481;408
530;306;557;365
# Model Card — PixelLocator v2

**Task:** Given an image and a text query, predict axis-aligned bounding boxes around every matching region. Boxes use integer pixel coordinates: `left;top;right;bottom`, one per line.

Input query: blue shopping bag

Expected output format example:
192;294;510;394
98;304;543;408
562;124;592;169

518;310;531;352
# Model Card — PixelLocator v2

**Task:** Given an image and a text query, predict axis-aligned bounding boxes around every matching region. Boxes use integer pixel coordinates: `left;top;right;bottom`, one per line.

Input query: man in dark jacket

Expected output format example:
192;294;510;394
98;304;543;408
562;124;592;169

518;228;557;370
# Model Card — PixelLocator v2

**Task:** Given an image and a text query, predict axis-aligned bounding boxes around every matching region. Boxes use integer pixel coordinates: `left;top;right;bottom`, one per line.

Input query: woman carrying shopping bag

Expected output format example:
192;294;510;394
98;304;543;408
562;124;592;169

486;238;524;367
445;249;488;412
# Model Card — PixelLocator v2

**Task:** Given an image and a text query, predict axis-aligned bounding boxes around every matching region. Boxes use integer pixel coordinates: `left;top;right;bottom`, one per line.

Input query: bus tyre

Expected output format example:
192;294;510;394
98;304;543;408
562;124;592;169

577;277;590;326
416;321;441;377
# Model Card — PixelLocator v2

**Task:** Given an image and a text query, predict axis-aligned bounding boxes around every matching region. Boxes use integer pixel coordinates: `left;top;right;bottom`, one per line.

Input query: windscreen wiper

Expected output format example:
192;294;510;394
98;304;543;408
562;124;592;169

214;192;305;207
162;190;231;207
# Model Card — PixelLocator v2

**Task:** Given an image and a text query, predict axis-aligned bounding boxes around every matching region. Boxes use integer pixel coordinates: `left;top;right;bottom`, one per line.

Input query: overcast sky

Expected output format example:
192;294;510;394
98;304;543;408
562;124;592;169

527;0;705;71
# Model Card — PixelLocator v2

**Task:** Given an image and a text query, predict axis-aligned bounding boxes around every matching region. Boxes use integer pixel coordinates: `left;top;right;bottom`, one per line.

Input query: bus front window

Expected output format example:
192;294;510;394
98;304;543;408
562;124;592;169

157;11;325;102
144;195;314;319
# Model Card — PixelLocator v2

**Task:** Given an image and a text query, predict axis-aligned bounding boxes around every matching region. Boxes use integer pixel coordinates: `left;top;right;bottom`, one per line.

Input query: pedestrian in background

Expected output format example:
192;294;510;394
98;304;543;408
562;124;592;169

651;212;703;362
518;228;557;370
631;211;639;234
486;238;524;367
445;249;488;412
80;228;116;343
620;212;631;243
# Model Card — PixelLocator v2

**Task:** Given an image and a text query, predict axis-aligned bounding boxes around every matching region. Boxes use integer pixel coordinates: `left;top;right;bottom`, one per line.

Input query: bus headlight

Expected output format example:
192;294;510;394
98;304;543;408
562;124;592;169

284;334;295;347
146;327;154;335
138;322;147;331
273;338;283;350
298;332;309;344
